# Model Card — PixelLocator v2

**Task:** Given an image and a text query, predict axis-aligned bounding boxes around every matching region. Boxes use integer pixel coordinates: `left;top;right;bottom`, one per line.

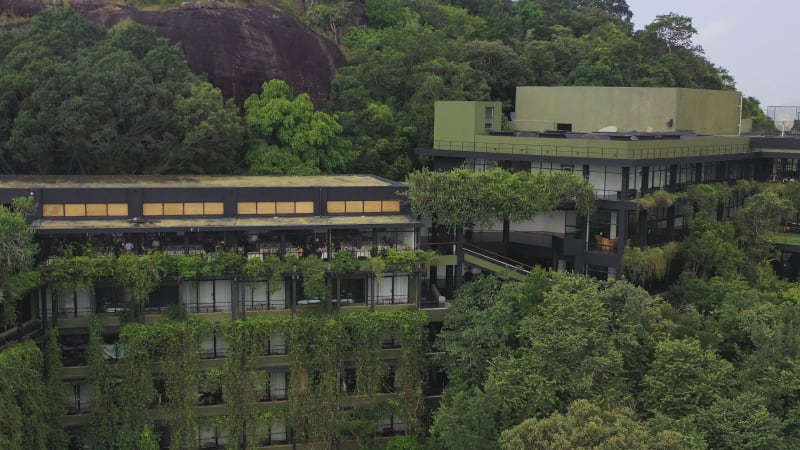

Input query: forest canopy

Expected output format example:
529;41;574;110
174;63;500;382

0;2;769;179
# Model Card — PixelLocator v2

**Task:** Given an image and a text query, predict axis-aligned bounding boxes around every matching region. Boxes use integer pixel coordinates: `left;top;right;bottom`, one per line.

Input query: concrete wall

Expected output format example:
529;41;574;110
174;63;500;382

434;101;503;143
514;86;678;133
676;88;741;135
513;86;742;135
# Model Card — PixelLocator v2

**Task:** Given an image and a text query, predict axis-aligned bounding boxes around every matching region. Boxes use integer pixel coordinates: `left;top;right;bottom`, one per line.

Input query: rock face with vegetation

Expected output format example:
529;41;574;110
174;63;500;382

1;1;344;105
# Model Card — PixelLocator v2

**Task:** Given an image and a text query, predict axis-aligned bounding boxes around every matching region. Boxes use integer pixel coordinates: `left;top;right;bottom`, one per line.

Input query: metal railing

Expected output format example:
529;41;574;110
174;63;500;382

463;243;532;276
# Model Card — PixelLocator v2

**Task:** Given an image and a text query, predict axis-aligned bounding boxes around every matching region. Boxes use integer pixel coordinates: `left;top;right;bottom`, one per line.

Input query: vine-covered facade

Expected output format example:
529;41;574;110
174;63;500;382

0;175;443;450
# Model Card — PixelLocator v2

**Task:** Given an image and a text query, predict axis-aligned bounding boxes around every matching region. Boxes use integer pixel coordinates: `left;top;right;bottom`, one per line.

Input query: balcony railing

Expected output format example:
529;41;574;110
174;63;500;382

258;387;288;402
428;138;750;160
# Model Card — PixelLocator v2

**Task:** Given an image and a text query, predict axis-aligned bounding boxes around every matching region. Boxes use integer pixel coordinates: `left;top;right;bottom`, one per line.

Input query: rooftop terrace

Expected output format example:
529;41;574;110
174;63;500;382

0;174;399;189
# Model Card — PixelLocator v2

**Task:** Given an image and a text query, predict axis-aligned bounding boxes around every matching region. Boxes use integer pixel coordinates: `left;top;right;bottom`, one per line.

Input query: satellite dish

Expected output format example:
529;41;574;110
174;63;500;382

774;113;795;136
597;125;618;133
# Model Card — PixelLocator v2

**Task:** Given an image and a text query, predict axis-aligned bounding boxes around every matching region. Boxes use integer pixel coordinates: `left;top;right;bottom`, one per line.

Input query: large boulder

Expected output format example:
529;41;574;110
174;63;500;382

3;2;345;104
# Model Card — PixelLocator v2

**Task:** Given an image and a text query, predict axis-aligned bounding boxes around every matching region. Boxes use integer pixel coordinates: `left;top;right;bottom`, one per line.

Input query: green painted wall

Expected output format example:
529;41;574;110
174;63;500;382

434;101;502;143
675;88;741;135
513;87;741;135
514;87;677;133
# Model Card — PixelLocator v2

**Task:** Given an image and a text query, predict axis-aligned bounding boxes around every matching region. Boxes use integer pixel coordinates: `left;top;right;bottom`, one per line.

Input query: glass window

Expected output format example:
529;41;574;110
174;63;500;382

484;107;494;130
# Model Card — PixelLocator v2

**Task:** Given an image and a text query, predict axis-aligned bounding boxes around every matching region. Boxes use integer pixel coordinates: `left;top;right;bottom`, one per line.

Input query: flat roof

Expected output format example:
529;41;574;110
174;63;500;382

31;215;421;234
0;175;400;189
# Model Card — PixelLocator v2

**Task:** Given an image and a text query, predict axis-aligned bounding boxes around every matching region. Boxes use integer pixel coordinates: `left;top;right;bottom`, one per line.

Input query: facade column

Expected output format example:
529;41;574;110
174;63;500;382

638;210;648;248
621;167;630;200
455;227;464;290
666;205;676;242
615;207;629;280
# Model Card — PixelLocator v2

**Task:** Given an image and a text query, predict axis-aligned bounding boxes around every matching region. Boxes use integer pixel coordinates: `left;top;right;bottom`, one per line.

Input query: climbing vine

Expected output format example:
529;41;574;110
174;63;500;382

219;318;275;449
157;319;210;449
0;339;64;449
116;253;170;305
392;310;428;437
287;316;345;448
39;247;431;448
342;311;388;397
87;316;121;450
45;329;69;449
117;323;159;449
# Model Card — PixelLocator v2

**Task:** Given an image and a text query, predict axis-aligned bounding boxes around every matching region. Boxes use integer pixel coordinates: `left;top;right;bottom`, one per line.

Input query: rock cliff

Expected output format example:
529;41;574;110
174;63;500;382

2;1;345;104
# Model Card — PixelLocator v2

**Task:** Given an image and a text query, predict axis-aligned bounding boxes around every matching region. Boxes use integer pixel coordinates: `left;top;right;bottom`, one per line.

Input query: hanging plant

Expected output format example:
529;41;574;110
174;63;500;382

117;323;159;449
332;250;359;276
365;256;387;280
114;253;170;305
687;183;731;215
44;329;68;449
206;250;245;278
43;255;114;295
263;254;288;295
622;242;682;285
171;254;206;280
299;255;328;301
636;189;686;210
385;249;438;273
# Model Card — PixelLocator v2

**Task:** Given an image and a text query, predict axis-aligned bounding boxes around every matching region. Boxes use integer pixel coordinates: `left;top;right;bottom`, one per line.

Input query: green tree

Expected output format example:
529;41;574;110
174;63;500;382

516;275;629;407
463;40;533;108
697;393;786;450
244;79;353;175
0;12;244;175
683;214;743;279
742;96;775;133
643;13;702;56
641;338;734;417
499;399;686;450
735;190;794;265
436;276;526;389
337;102;415;180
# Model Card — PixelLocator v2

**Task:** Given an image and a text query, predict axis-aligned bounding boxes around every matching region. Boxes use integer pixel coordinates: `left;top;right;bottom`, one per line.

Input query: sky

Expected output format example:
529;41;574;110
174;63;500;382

626;0;800;112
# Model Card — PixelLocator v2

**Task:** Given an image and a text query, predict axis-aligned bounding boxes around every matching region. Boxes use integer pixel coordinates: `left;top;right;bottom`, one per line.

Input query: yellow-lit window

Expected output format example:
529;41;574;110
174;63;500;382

42;204;65;217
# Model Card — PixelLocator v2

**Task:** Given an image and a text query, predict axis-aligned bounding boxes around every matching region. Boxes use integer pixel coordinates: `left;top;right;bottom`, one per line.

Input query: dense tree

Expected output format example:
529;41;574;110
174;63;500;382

499;400;685;450
244;79;353;175
435;276;527;389
697;393;786;450
735;190;794;264
0;10;244;175
641;338;734;417
337;102;415;180
428;388;503;450
463;40;533;107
